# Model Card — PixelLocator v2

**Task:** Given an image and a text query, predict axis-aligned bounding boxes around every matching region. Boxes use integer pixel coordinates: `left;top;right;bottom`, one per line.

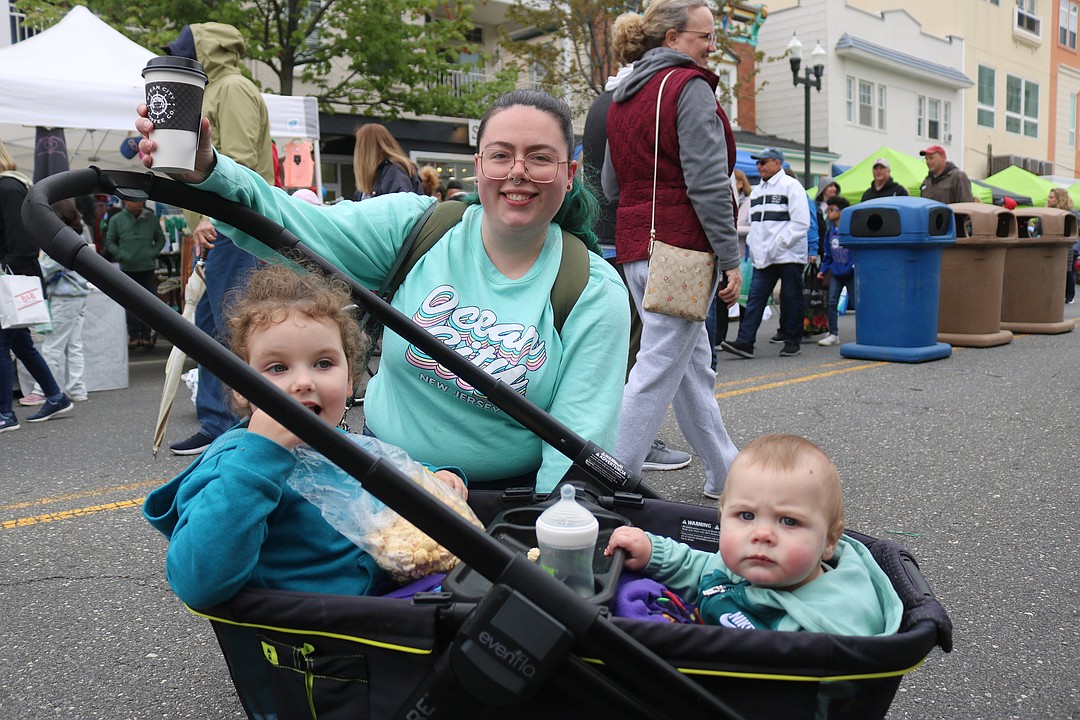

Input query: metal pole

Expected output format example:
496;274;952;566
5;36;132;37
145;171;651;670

804;73;812;187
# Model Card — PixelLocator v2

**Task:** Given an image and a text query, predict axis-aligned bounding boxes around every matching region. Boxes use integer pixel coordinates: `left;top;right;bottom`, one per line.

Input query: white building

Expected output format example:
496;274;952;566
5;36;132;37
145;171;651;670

755;0;972;179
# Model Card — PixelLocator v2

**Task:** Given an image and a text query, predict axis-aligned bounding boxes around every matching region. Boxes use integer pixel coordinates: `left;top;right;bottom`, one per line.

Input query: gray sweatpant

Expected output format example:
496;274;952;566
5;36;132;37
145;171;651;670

615;259;740;496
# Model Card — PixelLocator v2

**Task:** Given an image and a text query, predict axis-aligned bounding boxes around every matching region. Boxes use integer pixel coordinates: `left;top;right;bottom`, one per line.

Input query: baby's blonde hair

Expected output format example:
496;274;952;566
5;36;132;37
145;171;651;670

225;264;367;417
719;434;845;542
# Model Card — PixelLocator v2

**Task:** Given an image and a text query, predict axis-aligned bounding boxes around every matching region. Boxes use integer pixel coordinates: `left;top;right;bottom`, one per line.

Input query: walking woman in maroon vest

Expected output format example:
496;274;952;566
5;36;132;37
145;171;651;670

602;0;742;499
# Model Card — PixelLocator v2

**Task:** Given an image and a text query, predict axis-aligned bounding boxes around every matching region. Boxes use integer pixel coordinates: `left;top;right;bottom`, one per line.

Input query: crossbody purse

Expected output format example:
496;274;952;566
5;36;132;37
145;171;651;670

641;70;716;322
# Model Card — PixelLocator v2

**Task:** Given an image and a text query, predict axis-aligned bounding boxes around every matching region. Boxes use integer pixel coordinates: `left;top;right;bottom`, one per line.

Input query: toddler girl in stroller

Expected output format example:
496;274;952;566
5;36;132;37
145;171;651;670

142;264;467;609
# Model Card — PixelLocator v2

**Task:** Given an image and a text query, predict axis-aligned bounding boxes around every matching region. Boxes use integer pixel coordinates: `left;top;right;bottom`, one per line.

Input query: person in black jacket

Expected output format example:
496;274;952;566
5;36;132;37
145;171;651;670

352;124;422;201
0;140;72;431
861;158;909;202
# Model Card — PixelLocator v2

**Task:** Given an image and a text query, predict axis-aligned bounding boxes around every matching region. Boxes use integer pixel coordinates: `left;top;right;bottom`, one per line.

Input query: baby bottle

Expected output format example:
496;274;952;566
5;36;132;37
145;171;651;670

534;485;599;597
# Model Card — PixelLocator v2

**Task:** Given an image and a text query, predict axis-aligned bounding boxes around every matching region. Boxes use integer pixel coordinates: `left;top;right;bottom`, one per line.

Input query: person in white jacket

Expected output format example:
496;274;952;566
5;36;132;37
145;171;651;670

720;147;809;358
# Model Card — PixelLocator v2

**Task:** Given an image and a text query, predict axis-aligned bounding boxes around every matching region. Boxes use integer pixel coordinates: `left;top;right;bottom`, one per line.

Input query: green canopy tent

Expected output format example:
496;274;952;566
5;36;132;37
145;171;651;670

1066;182;1080;208
828;146;927;204
983;166;1059;207
970;178;1034;207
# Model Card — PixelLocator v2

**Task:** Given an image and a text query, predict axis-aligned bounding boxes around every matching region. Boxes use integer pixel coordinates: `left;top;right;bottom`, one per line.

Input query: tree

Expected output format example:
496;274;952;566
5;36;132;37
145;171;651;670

499;0;768;119
500;0;618;115
15;0;519;118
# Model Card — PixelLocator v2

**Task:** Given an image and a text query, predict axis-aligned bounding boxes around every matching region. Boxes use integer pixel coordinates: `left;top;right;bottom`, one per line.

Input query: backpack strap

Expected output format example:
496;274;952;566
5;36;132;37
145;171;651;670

551;230;590;334
380;200;467;305
381;199;590;334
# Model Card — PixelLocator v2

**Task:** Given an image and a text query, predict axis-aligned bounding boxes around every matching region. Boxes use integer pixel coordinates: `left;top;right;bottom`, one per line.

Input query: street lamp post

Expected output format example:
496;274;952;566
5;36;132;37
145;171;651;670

786;34;826;187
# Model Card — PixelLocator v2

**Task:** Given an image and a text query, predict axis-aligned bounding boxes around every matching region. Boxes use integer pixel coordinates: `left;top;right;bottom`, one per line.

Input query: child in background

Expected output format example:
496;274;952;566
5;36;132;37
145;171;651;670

23;200;92;404
143;264;465;608
816;197;853;347
606;434;902;635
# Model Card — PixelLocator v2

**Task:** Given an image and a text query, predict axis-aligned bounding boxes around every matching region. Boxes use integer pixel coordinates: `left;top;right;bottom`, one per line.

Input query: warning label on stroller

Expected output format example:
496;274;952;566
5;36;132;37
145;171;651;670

678;517;720;548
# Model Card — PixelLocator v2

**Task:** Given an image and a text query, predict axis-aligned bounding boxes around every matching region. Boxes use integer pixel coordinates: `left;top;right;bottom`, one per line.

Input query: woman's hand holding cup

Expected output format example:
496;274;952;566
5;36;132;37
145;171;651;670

135;105;216;184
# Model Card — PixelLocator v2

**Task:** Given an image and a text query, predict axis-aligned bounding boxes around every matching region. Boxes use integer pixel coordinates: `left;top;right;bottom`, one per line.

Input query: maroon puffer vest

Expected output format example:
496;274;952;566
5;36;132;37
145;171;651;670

607;64;735;264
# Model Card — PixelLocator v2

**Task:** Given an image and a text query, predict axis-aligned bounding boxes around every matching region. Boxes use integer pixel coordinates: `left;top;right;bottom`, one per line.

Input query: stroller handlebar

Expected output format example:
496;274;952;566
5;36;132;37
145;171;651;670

25;167;658;500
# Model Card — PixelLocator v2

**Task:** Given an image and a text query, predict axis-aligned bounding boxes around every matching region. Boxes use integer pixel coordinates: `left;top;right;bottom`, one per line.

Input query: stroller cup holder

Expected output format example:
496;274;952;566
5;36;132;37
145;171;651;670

443;494;629;606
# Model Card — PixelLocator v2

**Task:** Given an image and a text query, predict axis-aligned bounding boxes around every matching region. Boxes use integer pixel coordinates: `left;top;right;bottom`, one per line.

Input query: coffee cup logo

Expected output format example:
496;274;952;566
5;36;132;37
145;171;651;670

146;83;177;125
144;81;200;132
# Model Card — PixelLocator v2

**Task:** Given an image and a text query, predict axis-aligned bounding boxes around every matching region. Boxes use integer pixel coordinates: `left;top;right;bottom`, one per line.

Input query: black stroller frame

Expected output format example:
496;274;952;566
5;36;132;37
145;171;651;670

25;168;952;720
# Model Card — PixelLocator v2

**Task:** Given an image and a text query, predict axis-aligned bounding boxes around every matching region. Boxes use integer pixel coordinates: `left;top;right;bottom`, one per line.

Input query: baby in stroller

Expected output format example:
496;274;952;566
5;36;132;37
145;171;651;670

607;434;903;635
143;264;466;609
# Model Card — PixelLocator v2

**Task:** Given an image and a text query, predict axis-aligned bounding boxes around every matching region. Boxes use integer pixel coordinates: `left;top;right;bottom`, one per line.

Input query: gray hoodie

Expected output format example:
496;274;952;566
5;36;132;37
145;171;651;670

601;47;739;271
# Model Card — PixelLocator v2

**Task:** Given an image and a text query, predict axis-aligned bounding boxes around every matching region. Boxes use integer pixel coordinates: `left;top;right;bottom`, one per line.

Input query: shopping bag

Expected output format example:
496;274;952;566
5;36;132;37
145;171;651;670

802;262;828;337
0;272;51;329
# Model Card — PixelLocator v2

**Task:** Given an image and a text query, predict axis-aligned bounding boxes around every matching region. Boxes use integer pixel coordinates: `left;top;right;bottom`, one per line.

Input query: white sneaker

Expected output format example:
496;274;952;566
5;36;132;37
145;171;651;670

817;333;840;346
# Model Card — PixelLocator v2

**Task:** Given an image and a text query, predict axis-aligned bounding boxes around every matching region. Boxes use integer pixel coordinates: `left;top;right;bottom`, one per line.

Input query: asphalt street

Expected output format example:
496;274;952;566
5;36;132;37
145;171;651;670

1;301;1078;719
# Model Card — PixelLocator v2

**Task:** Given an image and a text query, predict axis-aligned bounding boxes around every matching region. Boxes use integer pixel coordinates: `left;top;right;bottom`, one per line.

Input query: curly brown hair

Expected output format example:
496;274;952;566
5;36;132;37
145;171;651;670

225;264;367;417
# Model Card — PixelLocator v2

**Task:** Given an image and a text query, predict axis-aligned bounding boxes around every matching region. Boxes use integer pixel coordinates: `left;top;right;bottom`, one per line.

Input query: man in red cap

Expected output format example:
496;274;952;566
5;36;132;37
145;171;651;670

918;145;973;204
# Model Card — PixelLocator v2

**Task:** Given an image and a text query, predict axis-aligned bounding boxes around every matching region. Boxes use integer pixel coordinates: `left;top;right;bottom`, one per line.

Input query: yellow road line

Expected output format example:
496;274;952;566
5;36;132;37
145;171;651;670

0;480;161;512
716;360;889;400
1;497;146;530
714;359;864;390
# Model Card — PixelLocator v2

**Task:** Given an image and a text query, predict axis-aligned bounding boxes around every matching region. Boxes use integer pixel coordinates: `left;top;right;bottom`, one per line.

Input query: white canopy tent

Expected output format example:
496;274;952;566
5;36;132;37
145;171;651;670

0;5;322;196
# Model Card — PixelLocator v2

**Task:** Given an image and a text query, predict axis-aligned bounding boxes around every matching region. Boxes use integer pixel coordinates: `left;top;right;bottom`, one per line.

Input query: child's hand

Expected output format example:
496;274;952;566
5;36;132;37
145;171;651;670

247;406;302;449
605;526;653;572
434;469;467;500
816;272;825;281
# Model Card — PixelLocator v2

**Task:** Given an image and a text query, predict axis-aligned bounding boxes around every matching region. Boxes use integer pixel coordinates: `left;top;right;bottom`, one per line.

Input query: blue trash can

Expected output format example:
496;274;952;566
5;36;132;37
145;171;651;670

838;197;955;363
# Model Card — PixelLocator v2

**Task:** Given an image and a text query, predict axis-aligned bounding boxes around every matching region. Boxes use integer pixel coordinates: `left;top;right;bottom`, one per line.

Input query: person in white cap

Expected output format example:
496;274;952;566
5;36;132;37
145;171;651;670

861;158;909;202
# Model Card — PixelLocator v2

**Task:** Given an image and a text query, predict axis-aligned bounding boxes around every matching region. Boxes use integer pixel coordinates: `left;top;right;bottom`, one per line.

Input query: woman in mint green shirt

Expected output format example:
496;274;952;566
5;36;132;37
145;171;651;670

137;91;630;493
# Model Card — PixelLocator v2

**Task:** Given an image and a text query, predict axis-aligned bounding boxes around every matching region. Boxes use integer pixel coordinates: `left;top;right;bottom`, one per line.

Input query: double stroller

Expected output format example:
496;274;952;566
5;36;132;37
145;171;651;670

25;169;953;720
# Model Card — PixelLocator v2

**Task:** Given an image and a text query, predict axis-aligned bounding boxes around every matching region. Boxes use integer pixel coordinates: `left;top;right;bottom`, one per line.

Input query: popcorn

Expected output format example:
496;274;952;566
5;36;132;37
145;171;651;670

361;469;483;583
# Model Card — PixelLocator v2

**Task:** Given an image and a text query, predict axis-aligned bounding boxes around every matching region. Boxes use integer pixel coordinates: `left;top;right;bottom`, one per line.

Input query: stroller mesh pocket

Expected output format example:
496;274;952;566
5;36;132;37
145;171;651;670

257;634;371;719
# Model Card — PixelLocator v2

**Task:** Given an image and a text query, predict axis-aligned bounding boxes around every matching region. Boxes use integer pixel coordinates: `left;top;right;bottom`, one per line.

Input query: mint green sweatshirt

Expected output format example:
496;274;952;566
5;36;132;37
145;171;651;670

645;533;904;635
194;154;630;492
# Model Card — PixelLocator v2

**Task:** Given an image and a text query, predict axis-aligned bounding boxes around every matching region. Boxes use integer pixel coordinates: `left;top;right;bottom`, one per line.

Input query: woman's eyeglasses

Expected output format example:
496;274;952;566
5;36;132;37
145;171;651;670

679;30;717;44
477;149;569;184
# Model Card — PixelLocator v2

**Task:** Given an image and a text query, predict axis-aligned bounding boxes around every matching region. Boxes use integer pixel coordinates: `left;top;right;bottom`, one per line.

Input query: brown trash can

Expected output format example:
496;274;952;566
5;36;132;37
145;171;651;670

1001;207;1077;334
938;203;1016;347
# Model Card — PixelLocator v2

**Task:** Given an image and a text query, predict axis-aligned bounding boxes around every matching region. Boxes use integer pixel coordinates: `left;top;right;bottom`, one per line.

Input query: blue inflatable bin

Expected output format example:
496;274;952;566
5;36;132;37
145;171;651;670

838;197;955;363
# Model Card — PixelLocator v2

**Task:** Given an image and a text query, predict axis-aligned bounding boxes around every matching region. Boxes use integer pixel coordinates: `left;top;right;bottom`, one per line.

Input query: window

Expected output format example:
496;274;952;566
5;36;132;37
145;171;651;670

1016;0;1042;37
1061;0;1079;47
858;80;873;126
1006;74;1040;137
846;77;855;123
1070;94;1077;147
928;99;941;139
918;95;953;141
1023;80;1040;136
715;65;735;120
846;75;886;129
978;65;996;127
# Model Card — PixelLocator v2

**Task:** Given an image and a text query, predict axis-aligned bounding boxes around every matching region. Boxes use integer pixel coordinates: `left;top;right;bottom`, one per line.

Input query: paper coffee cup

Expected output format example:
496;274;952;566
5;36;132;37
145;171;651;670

142;56;208;174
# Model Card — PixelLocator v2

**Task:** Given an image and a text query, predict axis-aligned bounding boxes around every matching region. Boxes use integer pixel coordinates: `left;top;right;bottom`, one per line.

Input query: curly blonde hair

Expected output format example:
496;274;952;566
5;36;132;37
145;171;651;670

610;0;714;65
1048;187;1074;212
226;264;367;417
